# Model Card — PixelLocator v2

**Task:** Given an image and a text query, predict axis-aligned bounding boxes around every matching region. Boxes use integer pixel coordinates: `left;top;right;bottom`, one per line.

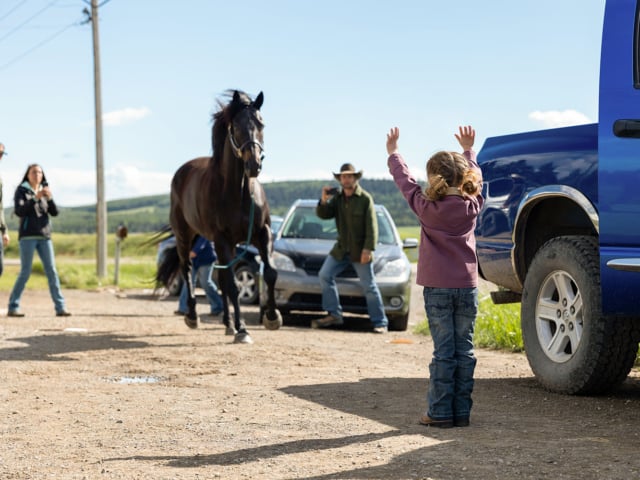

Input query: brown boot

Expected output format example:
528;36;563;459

419;414;453;428
311;314;344;329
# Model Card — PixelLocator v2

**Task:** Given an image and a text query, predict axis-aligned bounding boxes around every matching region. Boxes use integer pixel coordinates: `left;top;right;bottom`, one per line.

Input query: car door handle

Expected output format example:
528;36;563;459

613;119;640;138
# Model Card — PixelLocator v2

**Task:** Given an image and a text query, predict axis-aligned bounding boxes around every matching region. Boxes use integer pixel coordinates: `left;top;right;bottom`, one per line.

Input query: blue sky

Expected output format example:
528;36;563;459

0;0;605;206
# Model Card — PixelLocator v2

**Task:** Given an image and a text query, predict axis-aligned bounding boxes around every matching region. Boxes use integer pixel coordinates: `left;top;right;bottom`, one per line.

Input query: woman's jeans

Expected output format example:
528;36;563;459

318;253;388;328
9;238;66;314
423;287;478;421
178;263;223;314
0;238;4;277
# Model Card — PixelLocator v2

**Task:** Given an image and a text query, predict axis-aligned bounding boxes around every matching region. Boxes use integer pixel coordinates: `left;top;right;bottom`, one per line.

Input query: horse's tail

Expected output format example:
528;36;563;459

156;244;181;290
142;224;173;249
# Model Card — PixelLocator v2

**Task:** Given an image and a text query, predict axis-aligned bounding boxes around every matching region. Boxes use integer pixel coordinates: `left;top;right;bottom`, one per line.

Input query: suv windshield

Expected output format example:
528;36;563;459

281;206;336;239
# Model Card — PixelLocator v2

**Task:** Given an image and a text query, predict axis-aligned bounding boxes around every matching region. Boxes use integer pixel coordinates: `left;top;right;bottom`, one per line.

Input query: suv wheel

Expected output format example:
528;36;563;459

521;235;639;394
235;264;258;305
388;312;409;331
168;274;183;297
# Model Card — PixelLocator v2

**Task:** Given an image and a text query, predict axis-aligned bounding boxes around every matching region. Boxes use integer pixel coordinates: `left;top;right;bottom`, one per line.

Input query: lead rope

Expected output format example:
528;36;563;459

213;194;255;270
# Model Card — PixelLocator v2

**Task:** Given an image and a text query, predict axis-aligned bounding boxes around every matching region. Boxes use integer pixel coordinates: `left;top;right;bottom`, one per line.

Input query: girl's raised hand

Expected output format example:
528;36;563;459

455;125;475;151
386;127;400;155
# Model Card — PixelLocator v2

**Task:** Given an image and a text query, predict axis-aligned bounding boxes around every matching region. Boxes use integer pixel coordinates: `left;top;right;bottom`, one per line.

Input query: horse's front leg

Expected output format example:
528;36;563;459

183;261;198;329
217;269;235;336
255;229;282;330
223;266;252;344
261;256;283;330
230;279;252;344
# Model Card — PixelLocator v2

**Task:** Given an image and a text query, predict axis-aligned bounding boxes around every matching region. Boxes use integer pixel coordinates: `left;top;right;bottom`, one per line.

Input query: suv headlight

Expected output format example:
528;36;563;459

272;251;296;272
376;257;407;278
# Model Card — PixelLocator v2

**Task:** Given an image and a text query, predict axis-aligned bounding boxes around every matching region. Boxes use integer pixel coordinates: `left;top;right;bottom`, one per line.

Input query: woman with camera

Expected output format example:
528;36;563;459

7;164;70;317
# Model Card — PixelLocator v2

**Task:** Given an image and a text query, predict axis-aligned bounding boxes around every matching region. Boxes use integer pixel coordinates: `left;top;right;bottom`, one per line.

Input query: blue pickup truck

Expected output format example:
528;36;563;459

476;0;640;394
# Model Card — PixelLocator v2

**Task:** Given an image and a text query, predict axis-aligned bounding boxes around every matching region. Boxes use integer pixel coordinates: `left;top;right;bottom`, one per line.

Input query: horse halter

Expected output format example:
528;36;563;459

227;123;265;160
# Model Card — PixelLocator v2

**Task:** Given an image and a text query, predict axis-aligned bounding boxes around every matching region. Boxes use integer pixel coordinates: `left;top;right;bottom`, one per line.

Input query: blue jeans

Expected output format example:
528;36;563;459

0;238;4;277
9;238;66;313
318;254;388;328
423;287;478;421
178;263;223;314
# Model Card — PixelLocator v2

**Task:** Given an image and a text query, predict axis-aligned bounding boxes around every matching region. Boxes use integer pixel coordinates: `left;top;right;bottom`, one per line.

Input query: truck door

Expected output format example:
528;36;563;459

598;0;640;314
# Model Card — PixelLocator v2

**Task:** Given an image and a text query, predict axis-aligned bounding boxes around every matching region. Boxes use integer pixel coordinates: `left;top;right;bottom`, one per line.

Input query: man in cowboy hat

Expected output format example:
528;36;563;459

0;143;10;276
314;162;389;333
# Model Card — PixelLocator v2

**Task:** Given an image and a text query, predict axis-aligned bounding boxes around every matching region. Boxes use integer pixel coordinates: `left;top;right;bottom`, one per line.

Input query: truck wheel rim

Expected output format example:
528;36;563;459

535;270;584;363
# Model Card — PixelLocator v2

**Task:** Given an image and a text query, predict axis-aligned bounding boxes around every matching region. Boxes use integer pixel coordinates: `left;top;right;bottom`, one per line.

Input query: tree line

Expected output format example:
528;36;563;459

3;179;420;234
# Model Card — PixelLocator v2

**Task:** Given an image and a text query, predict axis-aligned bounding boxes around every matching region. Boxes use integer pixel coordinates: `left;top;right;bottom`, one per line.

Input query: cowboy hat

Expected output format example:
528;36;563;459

333;163;363;181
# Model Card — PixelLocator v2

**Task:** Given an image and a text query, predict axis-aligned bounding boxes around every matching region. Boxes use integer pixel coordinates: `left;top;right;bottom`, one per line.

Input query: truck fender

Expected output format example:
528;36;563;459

512;185;599;286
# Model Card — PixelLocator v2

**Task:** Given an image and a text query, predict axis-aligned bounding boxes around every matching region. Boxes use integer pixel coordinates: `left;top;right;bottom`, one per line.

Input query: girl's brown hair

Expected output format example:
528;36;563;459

424;151;481;201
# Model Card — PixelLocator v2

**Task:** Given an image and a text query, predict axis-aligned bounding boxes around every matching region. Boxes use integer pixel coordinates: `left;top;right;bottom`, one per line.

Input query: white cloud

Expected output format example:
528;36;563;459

529;109;592;128
102;107;152;126
105;164;172;200
3;165;172;207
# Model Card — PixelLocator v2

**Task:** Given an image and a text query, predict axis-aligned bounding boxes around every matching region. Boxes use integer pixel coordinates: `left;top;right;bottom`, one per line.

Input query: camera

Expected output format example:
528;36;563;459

326;187;339;195
41;181;48;187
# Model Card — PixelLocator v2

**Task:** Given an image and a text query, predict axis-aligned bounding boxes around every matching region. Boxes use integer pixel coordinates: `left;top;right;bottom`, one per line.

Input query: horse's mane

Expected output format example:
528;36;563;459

211;90;253;163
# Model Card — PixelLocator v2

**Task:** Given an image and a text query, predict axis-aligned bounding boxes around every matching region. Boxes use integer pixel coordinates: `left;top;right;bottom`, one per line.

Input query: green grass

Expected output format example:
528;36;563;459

475;297;523;352
396;226;420;239
0;233;159;292
0;261;158;292
397;226;420;263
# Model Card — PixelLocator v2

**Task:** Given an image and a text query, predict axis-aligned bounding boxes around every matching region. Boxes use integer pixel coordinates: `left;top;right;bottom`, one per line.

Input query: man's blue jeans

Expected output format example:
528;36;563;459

318;254;388;328
178;263;223;314
423;287;478;421
9;238;66;314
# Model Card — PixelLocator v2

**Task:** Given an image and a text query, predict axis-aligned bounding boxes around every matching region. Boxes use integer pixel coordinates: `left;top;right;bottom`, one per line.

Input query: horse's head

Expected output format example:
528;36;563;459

227;90;265;179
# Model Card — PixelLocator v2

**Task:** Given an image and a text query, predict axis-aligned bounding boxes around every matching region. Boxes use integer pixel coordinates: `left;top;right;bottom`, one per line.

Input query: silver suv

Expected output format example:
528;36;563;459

261;199;417;330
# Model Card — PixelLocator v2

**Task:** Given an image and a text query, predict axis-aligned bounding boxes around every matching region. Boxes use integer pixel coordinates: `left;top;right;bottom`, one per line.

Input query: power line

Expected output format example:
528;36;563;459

0;0;59;44
0;0;29;22
0;18;80;72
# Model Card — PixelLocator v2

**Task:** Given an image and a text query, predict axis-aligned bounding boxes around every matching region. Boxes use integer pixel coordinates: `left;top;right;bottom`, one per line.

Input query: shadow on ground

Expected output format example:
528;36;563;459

105;375;640;479
0;332;182;362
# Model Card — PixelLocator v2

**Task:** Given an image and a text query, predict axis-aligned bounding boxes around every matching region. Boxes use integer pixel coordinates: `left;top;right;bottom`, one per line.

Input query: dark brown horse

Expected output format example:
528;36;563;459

170;90;282;343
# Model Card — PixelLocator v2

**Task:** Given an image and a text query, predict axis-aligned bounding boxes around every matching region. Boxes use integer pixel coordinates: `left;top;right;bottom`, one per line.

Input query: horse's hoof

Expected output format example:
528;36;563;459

234;332;253;344
262;310;283;330
225;326;237;336
184;315;198;329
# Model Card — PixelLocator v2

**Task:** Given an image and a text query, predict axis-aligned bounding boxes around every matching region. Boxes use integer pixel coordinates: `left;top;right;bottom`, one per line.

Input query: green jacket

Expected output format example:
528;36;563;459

316;184;378;262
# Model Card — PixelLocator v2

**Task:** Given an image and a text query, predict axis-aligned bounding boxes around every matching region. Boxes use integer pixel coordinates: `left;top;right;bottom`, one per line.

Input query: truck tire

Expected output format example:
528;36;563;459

521;235;639;394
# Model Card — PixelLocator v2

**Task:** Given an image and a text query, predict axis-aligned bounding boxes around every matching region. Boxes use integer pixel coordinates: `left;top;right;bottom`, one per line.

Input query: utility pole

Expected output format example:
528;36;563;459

84;0;107;279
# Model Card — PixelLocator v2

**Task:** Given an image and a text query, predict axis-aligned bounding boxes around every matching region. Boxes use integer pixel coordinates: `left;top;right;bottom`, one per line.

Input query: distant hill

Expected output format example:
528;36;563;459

3;179;420;233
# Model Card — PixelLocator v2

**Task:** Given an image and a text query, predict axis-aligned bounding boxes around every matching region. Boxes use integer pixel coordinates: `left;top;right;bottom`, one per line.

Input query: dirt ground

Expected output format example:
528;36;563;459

2;274;640;480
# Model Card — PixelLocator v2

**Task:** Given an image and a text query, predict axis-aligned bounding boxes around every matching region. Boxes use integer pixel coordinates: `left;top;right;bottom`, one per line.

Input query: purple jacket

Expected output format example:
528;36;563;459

387;151;484;288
